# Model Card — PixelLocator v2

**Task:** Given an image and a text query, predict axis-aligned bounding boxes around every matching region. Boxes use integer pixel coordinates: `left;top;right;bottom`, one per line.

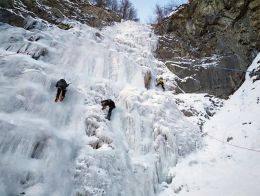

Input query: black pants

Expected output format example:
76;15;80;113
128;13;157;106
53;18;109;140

156;83;165;91
56;87;66;99
107;106;115;120
161;83;165;91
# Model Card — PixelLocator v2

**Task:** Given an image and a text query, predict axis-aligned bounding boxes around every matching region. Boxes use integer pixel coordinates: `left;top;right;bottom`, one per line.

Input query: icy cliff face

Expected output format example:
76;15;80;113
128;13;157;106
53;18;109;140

0;21;201;196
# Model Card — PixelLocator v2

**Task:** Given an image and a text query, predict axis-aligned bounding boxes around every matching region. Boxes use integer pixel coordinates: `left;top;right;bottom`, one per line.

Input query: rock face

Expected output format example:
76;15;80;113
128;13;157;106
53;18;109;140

250;60;260;82
174;94;224;129
155;0;260;98
0;0;121;28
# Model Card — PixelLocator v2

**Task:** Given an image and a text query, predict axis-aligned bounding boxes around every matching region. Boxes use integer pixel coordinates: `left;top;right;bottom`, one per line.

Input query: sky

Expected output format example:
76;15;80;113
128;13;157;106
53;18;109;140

131;0;188;23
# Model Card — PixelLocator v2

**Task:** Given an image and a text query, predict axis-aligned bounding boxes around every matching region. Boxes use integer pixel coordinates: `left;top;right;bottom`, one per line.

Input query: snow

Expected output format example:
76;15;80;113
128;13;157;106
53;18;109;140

0;21;201;196
159;54;260;196
174;93;223;128
1;16;258;196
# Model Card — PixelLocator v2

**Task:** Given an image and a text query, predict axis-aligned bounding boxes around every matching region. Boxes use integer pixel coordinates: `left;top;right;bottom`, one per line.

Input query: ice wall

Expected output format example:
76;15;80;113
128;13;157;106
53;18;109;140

0;21;201;196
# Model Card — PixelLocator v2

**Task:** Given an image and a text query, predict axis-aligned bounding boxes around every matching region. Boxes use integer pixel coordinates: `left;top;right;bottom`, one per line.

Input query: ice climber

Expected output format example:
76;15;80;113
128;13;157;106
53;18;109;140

101;99;116;120
156;77;165;91
55;79;69;102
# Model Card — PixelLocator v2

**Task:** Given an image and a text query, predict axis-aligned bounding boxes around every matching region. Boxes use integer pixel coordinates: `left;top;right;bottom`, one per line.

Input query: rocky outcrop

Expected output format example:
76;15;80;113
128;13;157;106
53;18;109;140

143;67;152;89
250;60;260;82
0;0;121;29
165;56;246;97
155;0;260;98
174;94;224;129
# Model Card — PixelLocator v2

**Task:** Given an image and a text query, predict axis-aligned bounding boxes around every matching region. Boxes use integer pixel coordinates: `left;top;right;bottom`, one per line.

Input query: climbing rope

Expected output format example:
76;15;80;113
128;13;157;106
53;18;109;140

205;66;252;73
0;52;30;58
0;53;19;58
171;63;253;76
206;133;260;153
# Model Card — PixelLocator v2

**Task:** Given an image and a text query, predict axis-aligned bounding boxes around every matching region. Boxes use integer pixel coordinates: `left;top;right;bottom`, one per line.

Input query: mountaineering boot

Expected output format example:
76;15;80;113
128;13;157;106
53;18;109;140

60;96;64;102
55;79;69;103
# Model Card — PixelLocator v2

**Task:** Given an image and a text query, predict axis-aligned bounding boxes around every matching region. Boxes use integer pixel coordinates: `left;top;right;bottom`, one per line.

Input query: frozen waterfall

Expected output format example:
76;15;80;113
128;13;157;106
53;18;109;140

0;21;201;196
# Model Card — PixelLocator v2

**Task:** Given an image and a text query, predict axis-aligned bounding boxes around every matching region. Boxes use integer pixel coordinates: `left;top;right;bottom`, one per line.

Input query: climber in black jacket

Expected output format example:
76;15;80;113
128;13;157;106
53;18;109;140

55;79;69;102
101;99;116;120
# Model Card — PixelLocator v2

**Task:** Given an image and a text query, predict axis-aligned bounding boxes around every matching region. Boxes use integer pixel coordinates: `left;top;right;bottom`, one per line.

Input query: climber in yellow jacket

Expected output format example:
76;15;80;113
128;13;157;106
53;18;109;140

156;77;165;91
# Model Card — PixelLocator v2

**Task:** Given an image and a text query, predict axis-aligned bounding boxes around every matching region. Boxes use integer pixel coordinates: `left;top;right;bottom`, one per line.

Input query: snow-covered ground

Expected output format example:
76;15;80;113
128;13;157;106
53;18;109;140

0;21;201;196
160;54;260;196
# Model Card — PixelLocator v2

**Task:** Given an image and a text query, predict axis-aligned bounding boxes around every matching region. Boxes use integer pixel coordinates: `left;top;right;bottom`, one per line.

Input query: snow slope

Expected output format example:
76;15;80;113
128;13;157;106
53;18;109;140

160;54;260;196
0;21;201;196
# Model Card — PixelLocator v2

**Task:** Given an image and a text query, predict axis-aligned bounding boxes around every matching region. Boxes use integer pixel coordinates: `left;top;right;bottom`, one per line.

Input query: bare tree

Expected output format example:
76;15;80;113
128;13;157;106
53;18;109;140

110;0;118;11
118;0;138;20
154;1;180;22
154;4;164;22
165;1;178;14
95;0;106;7
119;0;130;19
128;6;137;20
91;0;138;21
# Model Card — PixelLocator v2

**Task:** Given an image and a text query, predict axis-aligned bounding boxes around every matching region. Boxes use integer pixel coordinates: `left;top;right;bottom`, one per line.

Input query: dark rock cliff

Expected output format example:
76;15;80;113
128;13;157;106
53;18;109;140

155;0;260;98
0;0;121;29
